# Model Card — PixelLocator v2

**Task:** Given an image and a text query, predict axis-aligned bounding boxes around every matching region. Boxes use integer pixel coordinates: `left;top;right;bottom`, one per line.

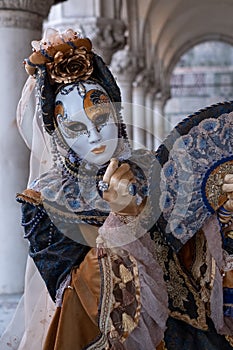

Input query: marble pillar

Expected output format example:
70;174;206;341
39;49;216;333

144;90;154;151
132;76;146;149
153;92;167;149
0;0;55;294
111;46;138;142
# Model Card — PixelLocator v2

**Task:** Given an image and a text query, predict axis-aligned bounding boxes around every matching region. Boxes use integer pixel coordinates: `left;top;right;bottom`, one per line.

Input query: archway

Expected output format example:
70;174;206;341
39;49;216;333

164;40;233;135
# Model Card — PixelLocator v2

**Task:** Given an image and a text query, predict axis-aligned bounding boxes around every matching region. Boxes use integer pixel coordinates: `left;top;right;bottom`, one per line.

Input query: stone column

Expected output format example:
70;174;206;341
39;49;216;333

145;89;155;151
0;0;55;294
132;72;147;149
110;46;138;142
153;92;169;149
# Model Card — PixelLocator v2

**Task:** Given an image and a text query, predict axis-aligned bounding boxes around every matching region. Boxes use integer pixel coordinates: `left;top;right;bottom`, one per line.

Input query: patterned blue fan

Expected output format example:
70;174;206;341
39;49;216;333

154;101;233;252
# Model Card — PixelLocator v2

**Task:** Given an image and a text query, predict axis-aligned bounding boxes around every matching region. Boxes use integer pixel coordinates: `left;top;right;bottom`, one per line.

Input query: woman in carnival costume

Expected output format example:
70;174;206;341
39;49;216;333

2;27;233;349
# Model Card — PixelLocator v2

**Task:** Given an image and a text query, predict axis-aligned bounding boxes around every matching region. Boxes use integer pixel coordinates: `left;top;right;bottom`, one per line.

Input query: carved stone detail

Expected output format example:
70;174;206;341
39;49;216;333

0;0;54;18
133;69;154;89
110;45;138;81
90;19;126;64
0;10;43;30
154;89;170;109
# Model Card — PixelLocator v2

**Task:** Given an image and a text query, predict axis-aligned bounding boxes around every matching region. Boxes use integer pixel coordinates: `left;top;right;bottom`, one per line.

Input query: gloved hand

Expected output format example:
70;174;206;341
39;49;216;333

100;158;143;216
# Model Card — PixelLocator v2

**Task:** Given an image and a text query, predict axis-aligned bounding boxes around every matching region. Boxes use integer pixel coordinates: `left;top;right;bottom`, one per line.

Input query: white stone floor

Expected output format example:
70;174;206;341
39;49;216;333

0;294;21;337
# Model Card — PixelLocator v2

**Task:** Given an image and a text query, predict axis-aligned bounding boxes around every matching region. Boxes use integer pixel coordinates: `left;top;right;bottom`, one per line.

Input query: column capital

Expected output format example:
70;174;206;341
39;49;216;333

133;69;150;88
154;89;170;109
110;45;139;81
0;0;55;30
89;18;126;65
0;0;55;17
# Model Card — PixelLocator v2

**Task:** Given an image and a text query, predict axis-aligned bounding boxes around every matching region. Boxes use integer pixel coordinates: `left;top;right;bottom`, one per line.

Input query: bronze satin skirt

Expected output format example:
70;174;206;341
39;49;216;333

43;248;101;350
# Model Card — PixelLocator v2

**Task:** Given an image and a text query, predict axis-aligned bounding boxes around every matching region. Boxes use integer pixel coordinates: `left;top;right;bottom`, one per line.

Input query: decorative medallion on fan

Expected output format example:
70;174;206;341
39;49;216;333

155;101;233;252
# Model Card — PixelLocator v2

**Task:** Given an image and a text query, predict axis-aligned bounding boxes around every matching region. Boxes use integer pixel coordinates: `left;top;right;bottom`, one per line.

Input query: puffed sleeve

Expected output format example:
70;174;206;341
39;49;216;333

17;191;90;302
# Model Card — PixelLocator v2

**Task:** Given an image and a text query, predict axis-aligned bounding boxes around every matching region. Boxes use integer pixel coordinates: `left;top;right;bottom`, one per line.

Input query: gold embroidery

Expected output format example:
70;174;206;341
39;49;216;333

122;313;136;334
167;259;188;310
152;231;208;330
130;255;141;330
225;335;233;347
171;248;208;330
119;264;133;284
205;160;233;211
86;253;113;350
210;257;216;290
227;231;233;240
191;231;212;303
109;252;141;343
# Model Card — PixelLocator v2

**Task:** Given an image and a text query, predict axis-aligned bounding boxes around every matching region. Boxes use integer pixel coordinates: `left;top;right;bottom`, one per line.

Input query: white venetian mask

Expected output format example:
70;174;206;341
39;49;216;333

55;82;119;165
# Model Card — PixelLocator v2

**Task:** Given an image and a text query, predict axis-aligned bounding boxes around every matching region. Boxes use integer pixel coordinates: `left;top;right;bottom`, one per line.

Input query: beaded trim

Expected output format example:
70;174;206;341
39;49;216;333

43;201;108;224
85;253;113;349
22;208;46;239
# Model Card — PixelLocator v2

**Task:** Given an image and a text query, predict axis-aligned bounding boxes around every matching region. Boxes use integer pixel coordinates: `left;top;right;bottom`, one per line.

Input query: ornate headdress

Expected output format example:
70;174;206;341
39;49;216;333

24;28;126;137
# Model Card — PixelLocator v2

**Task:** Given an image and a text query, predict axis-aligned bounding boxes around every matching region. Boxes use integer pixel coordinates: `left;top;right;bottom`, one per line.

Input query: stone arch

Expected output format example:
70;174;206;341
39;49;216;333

165;33;233;83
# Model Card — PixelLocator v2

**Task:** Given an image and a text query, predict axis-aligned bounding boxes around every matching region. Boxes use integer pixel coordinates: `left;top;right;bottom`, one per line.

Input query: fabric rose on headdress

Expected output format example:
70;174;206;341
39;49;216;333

23;28;93;81
46;47;93;84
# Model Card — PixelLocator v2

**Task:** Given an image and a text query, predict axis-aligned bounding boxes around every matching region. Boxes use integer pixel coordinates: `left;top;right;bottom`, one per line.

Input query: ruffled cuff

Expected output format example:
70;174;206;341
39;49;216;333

97;211;147;249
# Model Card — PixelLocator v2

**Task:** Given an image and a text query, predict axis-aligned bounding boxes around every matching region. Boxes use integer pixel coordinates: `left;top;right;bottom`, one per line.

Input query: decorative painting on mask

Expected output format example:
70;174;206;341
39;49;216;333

55;84;119;165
